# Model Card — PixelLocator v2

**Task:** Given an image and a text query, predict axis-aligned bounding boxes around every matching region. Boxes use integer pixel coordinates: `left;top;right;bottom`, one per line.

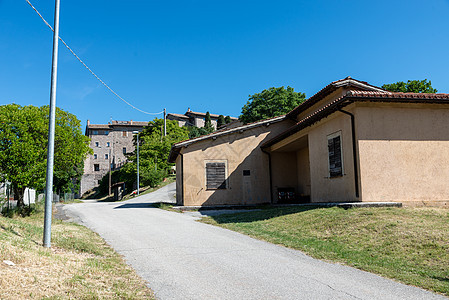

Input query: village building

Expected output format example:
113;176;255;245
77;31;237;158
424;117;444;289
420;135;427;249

80;120;148;196
169;77;449;207
167;108;240;130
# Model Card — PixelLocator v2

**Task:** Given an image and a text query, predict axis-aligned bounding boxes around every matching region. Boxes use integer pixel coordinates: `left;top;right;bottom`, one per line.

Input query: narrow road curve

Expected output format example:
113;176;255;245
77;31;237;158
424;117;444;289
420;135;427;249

62;183;445;300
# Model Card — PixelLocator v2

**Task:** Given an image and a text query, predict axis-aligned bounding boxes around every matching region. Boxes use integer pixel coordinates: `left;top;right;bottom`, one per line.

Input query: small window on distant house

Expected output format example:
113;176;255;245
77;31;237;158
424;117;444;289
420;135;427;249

94;164;100;171
106;142;110;147
206;162;227;189
93;154;97;159
328;131;343;177
123;147;126;154
122;131;127;137
105;153;109;160
95;141;99;147
92;130;99;135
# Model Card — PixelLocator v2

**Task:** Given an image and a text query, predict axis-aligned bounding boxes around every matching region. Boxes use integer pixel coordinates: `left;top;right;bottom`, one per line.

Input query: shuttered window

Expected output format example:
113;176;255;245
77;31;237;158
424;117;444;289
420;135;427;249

328;133;343;177
206;162;226;189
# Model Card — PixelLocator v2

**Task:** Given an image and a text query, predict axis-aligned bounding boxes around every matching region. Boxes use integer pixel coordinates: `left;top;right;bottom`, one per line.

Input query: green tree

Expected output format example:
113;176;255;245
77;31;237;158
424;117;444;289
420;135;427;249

187;126;210;139
239;86;306;124
204;111;214;133
120;118;189;190
224;116;232;124
217;115;225;129
382;79;437;93
0;104;90;206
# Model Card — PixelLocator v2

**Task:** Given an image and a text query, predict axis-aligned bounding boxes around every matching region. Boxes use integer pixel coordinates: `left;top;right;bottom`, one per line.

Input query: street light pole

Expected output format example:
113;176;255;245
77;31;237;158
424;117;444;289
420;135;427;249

163;108;167;137
108;147;112;196
133;131;140;196
43;0;61;248
137;133;139;195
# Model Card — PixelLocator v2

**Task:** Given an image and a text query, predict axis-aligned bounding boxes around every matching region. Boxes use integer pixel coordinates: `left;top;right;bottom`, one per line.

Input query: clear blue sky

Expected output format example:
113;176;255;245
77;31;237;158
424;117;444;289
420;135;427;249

1;0;449;129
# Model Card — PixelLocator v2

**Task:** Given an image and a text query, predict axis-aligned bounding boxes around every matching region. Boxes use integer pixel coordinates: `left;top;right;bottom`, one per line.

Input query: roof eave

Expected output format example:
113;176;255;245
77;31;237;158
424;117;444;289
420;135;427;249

263;93;449;149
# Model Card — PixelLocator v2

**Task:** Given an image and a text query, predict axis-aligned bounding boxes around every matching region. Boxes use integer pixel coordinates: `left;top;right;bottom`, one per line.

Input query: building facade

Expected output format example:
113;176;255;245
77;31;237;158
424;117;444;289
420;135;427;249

169;77;449;207
80;120;148;196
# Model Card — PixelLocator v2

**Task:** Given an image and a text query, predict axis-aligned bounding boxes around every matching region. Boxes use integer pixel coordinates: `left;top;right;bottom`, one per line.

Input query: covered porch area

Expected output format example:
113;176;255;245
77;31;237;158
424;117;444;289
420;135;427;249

267;133;311;204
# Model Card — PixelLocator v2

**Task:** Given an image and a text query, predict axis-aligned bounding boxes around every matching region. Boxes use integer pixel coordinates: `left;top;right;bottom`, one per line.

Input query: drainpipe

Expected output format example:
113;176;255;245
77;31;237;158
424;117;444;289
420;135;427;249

337;108;360;199
174;150;184;206
261;148;274;204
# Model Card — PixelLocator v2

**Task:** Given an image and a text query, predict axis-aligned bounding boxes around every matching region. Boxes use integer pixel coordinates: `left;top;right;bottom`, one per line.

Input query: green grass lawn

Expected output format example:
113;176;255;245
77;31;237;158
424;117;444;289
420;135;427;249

0;209;154;299
201;206;449;296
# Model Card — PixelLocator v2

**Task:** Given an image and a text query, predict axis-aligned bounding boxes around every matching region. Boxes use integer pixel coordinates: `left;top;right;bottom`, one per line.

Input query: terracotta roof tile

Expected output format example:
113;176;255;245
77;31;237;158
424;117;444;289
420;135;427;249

262;90;449;149
185;111;238;120
168;115;286;162
87;124;110;129
347;90;449;99
286;77;387;119
167;113;190;119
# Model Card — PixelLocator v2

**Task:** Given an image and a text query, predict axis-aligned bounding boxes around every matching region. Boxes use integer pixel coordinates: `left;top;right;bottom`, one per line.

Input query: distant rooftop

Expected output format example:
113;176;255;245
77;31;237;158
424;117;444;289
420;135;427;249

85;120;149;135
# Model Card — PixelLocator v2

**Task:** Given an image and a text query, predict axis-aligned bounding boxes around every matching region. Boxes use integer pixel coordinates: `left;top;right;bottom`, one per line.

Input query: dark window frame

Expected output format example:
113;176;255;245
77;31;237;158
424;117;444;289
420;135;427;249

328;132;343;178
205;161;227;190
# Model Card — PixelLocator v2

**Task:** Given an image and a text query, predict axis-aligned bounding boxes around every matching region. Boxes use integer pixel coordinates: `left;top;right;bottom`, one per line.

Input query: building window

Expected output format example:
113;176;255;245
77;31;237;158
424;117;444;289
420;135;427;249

92;130;99;135
123;147;126;154
105;153;109;160
94;164;100;171
327;131;343;177
95;141;99;147
122;131;127;137
206;161;227;190
93;154;97;159
106;142;110;147
243;170;250;176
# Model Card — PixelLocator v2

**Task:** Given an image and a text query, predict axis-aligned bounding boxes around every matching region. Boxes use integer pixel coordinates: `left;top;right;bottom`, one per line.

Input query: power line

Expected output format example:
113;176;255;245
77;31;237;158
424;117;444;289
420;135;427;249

25;0;163;116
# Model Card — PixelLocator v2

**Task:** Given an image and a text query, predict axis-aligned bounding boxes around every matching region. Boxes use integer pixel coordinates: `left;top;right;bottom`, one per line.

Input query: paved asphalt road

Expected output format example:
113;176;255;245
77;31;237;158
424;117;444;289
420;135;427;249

61;183;445;300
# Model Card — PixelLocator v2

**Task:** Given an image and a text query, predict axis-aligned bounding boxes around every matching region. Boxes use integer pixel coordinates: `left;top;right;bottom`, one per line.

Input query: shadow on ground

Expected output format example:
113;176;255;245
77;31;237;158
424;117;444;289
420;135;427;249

114;202;175;209
206;205;323;224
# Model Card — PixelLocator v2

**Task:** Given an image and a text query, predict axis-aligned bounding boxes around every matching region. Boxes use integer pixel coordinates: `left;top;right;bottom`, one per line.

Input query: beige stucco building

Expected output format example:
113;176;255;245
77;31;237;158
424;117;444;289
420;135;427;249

169;77;449;207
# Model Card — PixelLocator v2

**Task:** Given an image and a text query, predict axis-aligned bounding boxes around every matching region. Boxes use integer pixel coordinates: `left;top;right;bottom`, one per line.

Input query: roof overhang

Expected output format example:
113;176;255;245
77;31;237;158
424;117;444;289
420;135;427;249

168;115;286;163
286;77;387;119
262;90;449;150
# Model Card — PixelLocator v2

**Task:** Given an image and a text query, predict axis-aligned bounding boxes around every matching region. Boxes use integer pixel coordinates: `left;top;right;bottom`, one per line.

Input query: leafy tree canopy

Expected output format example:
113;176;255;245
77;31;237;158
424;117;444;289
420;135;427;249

239;86;306;124
0;104;91;206
204;111;214;133
382;79;437;93
117;118;189;190
187;126;211;139
217;115;225;129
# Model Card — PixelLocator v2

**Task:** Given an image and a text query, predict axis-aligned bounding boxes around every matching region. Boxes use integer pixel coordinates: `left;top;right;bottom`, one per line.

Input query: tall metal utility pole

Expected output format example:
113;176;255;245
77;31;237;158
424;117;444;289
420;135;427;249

43;0;61;248
108;147;112;196
136;132;140;195
163;108;167;137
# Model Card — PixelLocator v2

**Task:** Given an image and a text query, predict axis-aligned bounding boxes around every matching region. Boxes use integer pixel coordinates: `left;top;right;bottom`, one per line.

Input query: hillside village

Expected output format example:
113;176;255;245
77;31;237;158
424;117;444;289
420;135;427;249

2;1;449;298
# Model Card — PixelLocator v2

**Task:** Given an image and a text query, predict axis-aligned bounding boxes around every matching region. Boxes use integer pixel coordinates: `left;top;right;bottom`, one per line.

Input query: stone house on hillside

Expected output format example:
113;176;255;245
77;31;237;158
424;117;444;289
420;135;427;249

80;120;147;195
167;109;239;130
169;77;449;207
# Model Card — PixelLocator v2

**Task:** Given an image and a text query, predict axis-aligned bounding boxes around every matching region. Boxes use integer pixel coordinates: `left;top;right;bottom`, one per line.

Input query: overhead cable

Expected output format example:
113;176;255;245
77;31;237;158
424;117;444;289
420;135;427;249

25;0;163;116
